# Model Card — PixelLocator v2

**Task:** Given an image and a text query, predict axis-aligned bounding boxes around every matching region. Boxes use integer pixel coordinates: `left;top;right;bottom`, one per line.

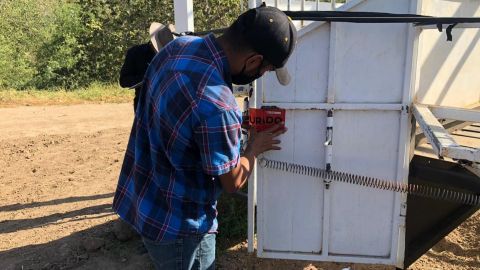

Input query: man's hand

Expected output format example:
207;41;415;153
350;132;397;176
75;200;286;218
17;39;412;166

245;124;287;157
219;124;287;193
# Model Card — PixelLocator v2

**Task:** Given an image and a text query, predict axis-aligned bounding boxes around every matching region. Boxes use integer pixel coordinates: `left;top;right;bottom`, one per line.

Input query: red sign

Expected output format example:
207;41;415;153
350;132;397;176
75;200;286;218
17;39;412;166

248;108;286;132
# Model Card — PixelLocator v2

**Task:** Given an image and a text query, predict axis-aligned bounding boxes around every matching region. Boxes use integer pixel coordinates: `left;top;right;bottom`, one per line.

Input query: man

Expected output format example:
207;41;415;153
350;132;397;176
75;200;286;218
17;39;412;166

119;22;175;112
113;4;297;270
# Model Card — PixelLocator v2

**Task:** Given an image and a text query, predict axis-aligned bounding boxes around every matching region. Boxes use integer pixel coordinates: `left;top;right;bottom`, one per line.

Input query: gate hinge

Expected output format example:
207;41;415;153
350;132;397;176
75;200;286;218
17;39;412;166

400;202;407;217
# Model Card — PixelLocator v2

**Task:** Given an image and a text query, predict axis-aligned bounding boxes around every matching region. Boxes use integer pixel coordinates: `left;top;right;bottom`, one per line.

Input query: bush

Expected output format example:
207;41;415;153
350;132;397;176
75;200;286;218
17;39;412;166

0;0;246;90
216;192;248;249
0;0;55;89
76;0;175;86
193;0;247;32
34;2;87;89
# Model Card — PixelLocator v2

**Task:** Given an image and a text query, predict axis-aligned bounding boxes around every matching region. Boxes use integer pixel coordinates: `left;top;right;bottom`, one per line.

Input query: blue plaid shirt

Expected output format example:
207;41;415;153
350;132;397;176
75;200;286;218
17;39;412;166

113;34;242;242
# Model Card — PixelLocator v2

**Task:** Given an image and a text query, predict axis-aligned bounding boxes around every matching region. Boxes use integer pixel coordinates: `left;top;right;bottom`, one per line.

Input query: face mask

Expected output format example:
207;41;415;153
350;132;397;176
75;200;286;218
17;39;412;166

231;61;262;85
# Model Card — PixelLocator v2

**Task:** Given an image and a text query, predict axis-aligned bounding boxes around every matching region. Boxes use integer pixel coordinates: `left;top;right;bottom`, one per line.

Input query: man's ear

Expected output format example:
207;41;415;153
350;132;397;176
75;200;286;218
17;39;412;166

245;54;263;67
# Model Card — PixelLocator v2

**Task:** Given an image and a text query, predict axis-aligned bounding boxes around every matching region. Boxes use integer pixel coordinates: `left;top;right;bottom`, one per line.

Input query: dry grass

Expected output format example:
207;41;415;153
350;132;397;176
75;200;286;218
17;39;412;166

0;84;134;107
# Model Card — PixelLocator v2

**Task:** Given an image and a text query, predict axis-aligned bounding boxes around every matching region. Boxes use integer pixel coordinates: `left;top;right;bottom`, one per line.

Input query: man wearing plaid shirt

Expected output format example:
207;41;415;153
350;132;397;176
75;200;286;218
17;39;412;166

113;4;296;270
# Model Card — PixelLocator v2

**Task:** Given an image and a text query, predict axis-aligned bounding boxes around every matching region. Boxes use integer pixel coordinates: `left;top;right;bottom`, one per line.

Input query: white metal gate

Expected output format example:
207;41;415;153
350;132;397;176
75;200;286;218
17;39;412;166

252;0;418;267
171;0;480;268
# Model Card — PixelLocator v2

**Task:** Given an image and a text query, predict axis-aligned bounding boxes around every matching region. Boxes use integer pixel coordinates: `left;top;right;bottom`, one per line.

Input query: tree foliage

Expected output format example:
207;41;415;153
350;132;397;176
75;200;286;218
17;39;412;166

76;0;175;86
193;0;247;32
0;0;245;90
0;0;56;89
34;2;87;89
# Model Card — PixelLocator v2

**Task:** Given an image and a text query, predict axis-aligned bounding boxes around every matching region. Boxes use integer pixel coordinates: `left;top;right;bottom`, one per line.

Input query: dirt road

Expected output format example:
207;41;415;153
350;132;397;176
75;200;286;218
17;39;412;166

0;103;478;270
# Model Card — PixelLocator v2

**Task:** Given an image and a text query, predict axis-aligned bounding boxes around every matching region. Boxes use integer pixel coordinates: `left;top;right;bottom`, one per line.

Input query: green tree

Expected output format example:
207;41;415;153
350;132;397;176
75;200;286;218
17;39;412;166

75;0;246;85
77;0;175;85
0;0;249;90
193;0;247;32
0;0;55;89
34;2;87;89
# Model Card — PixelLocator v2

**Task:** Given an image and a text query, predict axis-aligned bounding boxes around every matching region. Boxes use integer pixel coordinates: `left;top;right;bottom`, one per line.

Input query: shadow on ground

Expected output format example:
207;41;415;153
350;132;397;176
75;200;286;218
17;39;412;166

0;193;388;270
0;218;380;270
0;204;113;234
0;220;152;270
0;193;115;213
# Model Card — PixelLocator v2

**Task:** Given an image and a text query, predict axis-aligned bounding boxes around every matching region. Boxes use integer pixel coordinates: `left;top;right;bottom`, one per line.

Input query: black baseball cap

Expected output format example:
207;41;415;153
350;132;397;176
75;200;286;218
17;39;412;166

230;4;297;85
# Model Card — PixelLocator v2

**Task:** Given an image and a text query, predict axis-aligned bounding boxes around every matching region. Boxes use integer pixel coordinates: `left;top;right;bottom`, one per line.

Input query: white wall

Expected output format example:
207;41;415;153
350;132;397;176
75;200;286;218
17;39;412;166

415;0;480;107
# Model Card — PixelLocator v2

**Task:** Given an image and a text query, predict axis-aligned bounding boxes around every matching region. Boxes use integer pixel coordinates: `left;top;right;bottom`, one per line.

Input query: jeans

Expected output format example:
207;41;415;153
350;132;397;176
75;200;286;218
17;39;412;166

143;233;216;270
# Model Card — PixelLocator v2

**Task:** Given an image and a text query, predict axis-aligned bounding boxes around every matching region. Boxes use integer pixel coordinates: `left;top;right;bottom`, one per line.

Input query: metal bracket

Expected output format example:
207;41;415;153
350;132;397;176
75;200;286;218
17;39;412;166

462;162;480;178
324;109;334;189
413;104;480;163
400;202;407;217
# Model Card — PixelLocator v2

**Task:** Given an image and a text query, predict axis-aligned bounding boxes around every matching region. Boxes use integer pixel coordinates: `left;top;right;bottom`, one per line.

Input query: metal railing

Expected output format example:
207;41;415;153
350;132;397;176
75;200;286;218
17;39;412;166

266;0;348;11
263;0;349;27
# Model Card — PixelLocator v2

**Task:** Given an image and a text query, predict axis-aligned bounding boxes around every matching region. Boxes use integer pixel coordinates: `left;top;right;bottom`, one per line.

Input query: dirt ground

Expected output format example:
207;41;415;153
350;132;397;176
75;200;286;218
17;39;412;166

0;103;478;270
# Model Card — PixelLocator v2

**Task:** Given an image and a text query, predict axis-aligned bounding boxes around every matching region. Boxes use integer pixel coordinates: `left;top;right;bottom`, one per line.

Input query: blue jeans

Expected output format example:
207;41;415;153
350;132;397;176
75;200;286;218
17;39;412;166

143;234;216;270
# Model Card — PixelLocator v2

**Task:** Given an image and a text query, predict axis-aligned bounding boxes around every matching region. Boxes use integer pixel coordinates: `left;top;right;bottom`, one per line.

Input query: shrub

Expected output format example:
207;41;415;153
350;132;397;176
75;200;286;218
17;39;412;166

0;0;247;90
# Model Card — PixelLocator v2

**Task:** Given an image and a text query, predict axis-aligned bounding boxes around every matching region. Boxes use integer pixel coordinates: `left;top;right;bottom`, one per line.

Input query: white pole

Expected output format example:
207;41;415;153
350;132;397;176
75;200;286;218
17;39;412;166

247;0;260;254
248;0;261;9
174;0;194;33
301;0;305;26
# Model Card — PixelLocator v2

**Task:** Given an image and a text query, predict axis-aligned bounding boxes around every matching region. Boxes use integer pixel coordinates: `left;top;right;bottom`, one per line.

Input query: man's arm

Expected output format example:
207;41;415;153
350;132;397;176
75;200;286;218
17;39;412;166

219;125;286;193
193;81;286;189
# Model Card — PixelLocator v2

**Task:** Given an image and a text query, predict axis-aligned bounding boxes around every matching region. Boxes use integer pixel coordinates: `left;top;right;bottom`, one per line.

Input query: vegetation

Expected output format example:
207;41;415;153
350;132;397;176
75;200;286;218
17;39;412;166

0;0;245;91
217;192;249;249
0;0;250;248
0;83;133;107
